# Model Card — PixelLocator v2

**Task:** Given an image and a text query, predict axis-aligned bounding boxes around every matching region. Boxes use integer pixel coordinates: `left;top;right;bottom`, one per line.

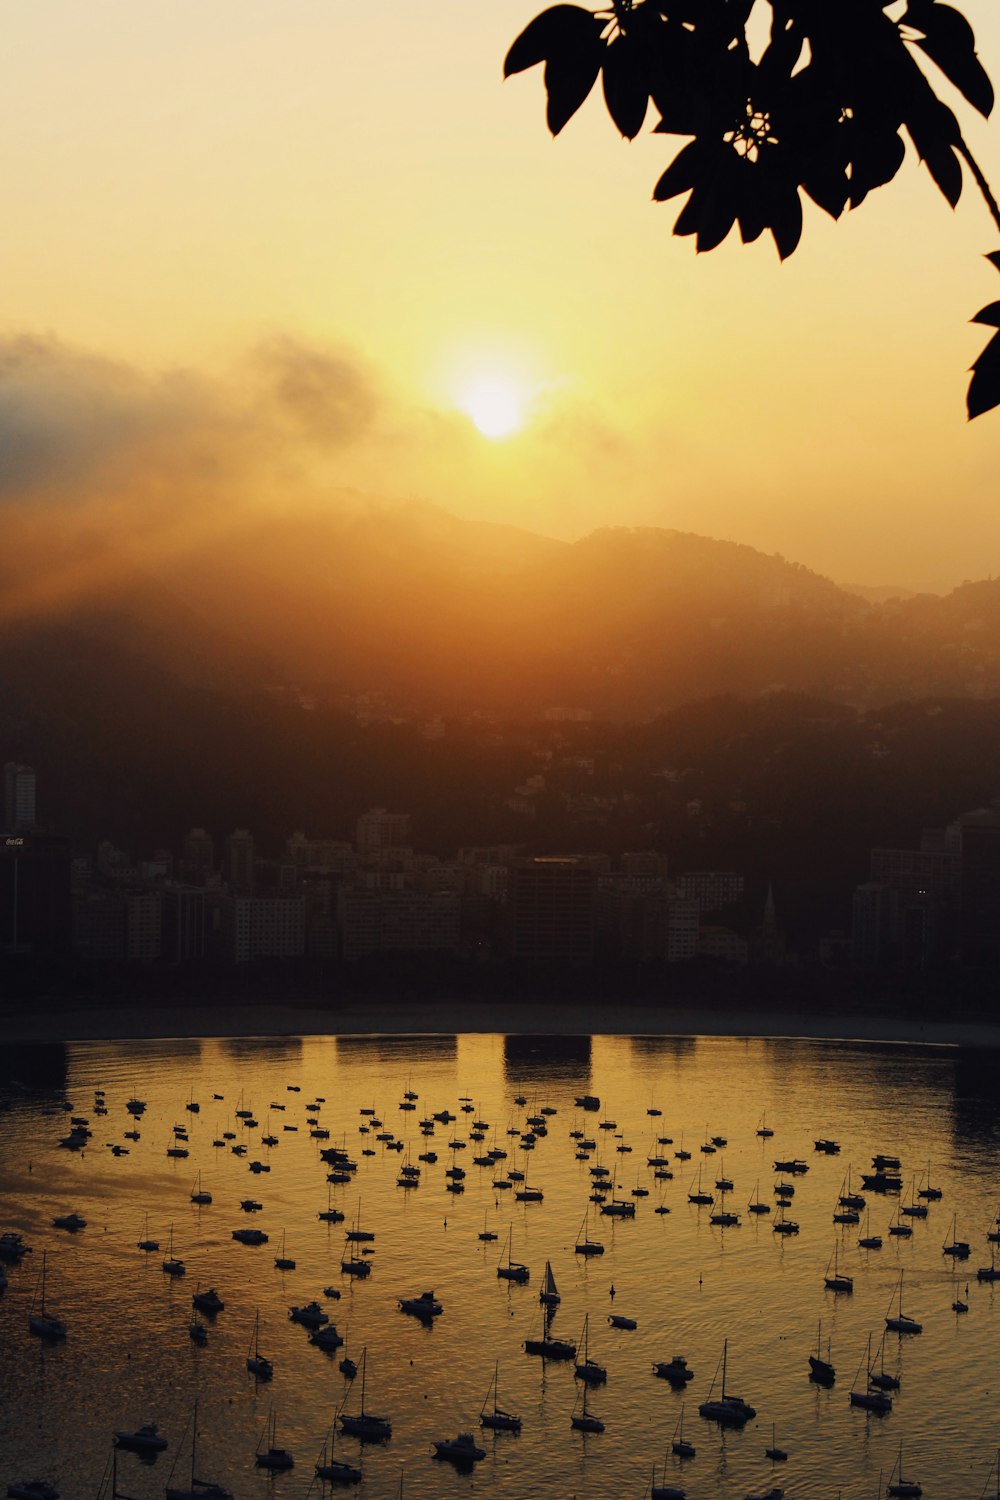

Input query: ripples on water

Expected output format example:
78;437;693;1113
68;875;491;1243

1;1032;999;1500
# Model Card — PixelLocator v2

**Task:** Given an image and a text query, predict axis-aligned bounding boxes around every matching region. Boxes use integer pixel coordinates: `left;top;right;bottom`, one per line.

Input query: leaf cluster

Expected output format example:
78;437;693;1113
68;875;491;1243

505;0;1000;415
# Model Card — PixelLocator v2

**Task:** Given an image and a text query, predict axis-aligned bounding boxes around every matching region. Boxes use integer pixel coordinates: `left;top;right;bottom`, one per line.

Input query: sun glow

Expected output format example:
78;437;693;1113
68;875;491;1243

460;375;526;439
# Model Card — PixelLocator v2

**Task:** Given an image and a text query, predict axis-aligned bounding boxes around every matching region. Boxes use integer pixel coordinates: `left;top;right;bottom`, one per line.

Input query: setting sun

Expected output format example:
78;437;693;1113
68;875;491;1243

460;375;525;439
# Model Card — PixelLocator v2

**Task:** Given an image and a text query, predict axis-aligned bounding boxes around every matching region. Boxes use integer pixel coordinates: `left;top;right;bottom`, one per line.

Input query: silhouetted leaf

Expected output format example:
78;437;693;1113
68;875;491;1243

968;330;1000;417
905;92;963;204
545;44;605;135
602;34;649;140
770;183;803;259
971;299;1000;329
504;5;600;77
903;0;994;117
652;140;702;202
987;251;1000;273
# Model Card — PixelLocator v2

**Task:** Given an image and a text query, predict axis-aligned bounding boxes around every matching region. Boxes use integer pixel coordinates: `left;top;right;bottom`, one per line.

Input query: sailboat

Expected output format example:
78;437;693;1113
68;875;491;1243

858;1208;883;1250
887;1439;923;1498
314;1417;362;1485
496;1228;529;1283
848;1332;892;1412
574;1207;604;1257
523;1305;576;1360
254;1409;293;1470
137;1213;159;1253
765;1422;788;1461
885;1271;923;1333
246;1310;273;1379
650;1461;686;1500
274;1231;295;1271
671;1404;695;1458
318;1184;345;1224
28;1252;66;1340
808;1320;835;1383
161;1224;185;1278
345;1201;375;1243
570;1382;604;1433
539;1260;560;1305
574;1314;607;1384
165;1401;234;1500
942;1213;971;1259
338;1347;392;1440
748;1179;770;1215
478;1210;498;1244
190;1172;211;1206
869;1331;900;1391
687;1165;713;1206
917;1161;943;1201
479;1362;522;1432
824;1242;853;1293
755;1112;774;1138
697;1340;756;1426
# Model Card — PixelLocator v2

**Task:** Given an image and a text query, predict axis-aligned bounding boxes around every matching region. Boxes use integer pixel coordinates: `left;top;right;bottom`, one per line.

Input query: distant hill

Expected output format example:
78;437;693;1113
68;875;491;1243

4;498;1000;721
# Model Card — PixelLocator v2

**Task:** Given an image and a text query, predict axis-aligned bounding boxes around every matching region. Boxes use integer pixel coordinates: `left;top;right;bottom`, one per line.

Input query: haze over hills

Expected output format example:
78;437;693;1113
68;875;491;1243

4;498;1000;720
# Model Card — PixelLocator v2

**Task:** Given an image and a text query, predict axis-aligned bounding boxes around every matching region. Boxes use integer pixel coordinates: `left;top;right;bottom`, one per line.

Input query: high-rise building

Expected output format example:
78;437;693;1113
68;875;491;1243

3;763;36;830
356;808;411;856
225;828;255;892
224;896;306;963
508;857;596;963
181;828;215;885
0;833;72;955
162;885;206;963
126;890;163;962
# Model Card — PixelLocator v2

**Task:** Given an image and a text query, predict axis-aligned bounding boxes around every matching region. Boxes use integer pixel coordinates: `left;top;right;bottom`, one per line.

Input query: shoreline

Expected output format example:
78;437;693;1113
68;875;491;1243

3;997;999;1048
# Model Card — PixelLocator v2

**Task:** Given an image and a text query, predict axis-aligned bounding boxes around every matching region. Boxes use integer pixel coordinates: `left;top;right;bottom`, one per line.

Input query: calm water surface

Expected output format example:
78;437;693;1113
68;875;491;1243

1;1032;999;1499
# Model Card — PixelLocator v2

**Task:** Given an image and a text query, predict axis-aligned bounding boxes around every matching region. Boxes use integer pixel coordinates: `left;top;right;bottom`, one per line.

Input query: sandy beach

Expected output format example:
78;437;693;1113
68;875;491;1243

3;996;999;1048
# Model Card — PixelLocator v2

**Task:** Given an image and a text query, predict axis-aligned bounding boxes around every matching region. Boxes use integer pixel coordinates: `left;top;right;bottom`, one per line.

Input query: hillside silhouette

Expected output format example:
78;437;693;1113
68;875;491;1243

4;501;1000;719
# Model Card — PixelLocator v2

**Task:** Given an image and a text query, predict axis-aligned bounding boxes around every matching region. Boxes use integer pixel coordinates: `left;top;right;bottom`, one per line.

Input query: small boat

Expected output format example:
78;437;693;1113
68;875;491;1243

0;1232;32;1264
808;1320;835;1384
318;1186;345;1223
575;1094;600;1110
338;1347;392;1441
772;1205;800;1235
479;1362;522;1433
917;1162;943;1201
254;1409;293;1470
496;1228;529;1283
885;1271;923;1334
290;1301;328;1329
887;1439;922;1498
246;1310;273;1379
609;1313;637;1330
698;1341;756;1426
953;1280;970;1313
165;1400;233;1500
191;1287;223;1316
570;1383;604;1434
310;1323;345;1351
433;1432;485;1466
539;1260;560;1305
345;1201;375;1243
52;1212;86;1232
188;1322;207;1345
523;1305;576;1360
113;1423;168;1454
654;1355;694;1385
339;1355;357;1377
814;1138;840;1153
671;1404;695;1458
773;1158;808;1174
756;1113;774;1138
232;1227;268;1245
28;1253;66;1340
687;1166;713;1206
341;1256;372;1277
398;1290;442;1320
274;1231;295;1271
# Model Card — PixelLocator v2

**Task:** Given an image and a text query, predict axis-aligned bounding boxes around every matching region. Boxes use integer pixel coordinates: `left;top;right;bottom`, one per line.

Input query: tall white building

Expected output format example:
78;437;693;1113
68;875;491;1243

3;763;36;830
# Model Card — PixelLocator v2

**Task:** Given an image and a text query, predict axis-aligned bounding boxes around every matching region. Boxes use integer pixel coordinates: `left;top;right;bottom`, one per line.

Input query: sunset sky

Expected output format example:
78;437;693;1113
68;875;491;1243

3;0;1000;592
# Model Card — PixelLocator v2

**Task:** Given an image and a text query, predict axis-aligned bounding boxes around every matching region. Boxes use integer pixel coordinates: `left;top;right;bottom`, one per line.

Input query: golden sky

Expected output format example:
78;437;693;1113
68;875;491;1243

2;0;1000;591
